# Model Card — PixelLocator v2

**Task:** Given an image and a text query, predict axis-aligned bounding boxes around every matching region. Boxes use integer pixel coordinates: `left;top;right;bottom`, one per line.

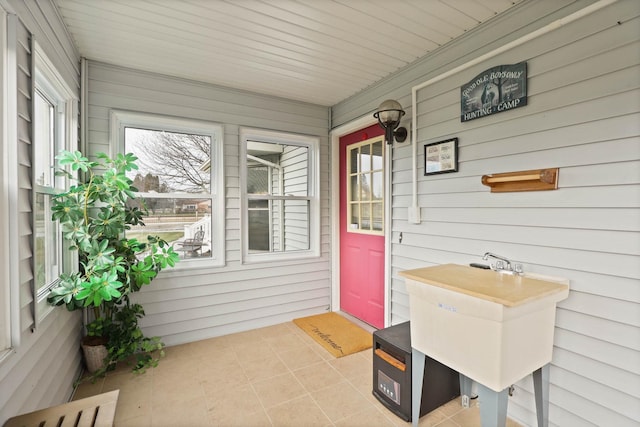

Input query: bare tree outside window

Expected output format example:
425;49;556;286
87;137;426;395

124;127;214;260
125;127;211;193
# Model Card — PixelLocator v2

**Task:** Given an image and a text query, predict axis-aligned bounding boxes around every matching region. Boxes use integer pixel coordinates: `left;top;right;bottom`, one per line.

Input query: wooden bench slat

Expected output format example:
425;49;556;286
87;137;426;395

93;400;118;427
3;390;119;427
74;407;97;427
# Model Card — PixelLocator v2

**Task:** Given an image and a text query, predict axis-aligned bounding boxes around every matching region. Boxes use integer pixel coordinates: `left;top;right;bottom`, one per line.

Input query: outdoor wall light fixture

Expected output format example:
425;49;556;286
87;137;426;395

373;99;408;144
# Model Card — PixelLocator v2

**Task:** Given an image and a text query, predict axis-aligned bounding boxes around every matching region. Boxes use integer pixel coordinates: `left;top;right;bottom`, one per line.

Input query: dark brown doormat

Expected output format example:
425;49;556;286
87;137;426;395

293;312;372;358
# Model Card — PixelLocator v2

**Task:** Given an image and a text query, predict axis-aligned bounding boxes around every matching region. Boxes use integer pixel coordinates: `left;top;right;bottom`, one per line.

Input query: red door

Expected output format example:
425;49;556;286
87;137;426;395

339;124;386;329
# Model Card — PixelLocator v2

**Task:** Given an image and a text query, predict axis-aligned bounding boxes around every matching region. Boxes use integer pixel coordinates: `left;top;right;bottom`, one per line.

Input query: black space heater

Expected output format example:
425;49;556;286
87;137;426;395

372;321;460;421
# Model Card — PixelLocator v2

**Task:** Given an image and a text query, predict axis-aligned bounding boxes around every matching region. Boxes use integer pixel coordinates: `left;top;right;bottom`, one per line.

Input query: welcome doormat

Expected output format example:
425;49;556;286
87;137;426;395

293;312;372;358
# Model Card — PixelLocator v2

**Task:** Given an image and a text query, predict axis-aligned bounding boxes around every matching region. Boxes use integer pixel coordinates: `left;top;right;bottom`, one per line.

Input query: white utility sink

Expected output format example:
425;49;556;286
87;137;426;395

401;264;569;392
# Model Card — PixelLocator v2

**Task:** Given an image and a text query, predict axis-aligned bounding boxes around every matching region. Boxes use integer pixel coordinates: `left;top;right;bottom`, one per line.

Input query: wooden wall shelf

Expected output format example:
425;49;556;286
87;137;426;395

481;168;559;192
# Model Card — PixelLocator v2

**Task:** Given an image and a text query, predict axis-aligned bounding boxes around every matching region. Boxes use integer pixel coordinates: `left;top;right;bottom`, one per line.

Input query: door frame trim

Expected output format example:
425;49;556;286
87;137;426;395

330;115;391;328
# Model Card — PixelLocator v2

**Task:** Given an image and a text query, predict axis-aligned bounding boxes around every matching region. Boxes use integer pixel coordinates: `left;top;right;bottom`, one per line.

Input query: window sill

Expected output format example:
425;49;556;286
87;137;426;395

243;250;321;265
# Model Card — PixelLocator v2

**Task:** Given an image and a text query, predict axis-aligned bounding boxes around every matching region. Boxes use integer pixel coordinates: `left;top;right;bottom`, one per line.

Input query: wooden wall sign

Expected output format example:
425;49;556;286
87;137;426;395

481;168;559;192
460;62;527;122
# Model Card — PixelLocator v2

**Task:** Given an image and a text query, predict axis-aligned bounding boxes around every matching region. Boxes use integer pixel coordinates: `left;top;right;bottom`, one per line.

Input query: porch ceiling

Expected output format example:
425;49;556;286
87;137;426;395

53;0;523;106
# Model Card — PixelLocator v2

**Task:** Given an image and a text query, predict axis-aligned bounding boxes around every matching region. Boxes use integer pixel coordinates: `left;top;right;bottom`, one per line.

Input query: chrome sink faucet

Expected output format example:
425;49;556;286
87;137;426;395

482;252;523;275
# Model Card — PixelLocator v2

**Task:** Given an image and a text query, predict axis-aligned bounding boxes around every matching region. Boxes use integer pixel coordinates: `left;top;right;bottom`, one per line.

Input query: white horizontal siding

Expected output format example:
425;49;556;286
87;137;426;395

2;310;82;415
7;0;79;91
282;145;310;251
87;61;330;346
334;0;640;425
331;0;601;128
0;3;82;424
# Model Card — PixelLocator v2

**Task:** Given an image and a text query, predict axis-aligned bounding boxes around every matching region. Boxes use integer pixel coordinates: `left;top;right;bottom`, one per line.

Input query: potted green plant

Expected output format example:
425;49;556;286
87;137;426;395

47;150;180;378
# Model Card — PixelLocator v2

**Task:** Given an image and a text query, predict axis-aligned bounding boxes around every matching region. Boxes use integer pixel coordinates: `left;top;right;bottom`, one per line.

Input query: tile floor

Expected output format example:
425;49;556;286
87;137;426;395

73;320;523;427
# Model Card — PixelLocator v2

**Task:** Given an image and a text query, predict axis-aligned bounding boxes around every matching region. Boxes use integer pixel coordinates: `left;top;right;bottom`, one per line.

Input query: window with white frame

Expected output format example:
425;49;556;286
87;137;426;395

33;43;76;322
241;128;320;262
0;7;9;352
112;111;225;266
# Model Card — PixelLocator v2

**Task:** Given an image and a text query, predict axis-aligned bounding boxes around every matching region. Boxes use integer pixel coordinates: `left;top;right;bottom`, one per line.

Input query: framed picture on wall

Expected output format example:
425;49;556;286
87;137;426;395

424;138;458;175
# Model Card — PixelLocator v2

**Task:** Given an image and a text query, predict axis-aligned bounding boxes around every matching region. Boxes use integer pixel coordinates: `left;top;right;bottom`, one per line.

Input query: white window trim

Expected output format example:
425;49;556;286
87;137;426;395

32;41;78;326
240;127;320;263
110;110;225;268
0;7;15;357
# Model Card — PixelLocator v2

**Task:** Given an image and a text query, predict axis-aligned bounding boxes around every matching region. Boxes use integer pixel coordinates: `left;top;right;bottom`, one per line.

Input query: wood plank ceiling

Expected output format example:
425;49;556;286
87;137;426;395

53;0;523;106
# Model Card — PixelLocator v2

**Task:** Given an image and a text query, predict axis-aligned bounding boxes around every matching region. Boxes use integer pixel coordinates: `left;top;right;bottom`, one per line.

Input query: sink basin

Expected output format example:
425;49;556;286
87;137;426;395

401;264;569;392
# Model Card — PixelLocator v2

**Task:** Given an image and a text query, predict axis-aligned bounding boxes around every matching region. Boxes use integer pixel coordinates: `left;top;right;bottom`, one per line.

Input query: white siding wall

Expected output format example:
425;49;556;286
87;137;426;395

281;145;310;251
270;164;282;252
334;1;639;426
86;61;331;346
0;0;82;424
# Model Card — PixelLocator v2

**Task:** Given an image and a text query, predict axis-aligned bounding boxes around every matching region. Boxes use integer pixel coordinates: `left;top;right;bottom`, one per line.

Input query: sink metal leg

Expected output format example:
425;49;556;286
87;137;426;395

477;382;509;427
459;373;473;408
533;363;550;427
411;349;425;427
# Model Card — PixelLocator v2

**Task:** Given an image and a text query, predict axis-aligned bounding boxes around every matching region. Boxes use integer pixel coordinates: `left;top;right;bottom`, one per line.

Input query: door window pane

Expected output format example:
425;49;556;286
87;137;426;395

372;171;383;200
350;147;359;174
360;144;371;172
360;173;371;201
372;142;383;170
346;137;384;234
372;202;383;231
